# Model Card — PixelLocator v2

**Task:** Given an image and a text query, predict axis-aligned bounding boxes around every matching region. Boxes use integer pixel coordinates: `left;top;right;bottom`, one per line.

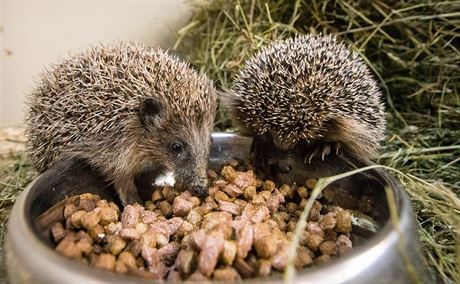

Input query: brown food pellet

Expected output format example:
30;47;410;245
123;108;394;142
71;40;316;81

172;197;193;217
325;230;338;241
70;210;86;229
221;240;237;265
106;235;127;256
189;197;201;207
251;194;265;204
158;201;173;217
56;234;81;259
94;253;116;271
233;257;256;278
320;214;336;231
151;189;163;202
270;242;289;271
176;249;196;276
51;222;67;242
335;210;352;233
233;198;248;209
176;221;194;238
120;227;140;240
337;234;353;255
243;186;257;200
307;234;325;251
305;178;318;189
144;201;156;211
76;238;93;255
207;169;219;180
186;209;202;226
228;158;239;168
254;235;277;258
63;204;78;219
258;259;272;276
262;180;275;192
118;251;137;269
78;194;98;212
121;205;139;227
258;190;271;201
286;220;297;232
295;246;313;267
286;202;297;214
221;165;237;182
115;261;128;273
320;240;337;256
279;184;293;198
213;267;241;281
214;190;229;201
126;241;143;257
81;210;101;230
99;207;118;226
108;202;119;212
211;223;233;240
188;271;208;281
197;232;224;276
96;199;108;208
297;186;308;199
315;254;331;265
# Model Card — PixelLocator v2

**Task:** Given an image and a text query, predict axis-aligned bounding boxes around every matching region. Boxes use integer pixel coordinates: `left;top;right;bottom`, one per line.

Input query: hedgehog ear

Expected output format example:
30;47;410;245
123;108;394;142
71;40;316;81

139;97;164;127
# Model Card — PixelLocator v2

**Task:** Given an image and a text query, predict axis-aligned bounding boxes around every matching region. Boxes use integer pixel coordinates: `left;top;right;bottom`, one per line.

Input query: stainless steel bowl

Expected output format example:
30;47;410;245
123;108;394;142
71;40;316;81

5;133;431;283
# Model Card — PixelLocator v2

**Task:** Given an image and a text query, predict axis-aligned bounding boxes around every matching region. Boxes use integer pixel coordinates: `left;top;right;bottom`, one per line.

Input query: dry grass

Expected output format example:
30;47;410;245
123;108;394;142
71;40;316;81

174;0;460;282
0;151;36;282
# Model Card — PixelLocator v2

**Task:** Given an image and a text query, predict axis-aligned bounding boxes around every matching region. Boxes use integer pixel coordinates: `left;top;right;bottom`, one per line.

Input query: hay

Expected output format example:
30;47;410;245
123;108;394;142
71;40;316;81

174;0;460;282
0;151;36;282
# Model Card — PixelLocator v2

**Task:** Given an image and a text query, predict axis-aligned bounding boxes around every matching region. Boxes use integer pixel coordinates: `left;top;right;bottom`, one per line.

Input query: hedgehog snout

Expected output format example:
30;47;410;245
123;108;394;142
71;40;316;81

189;176;209;197
191;184;208;197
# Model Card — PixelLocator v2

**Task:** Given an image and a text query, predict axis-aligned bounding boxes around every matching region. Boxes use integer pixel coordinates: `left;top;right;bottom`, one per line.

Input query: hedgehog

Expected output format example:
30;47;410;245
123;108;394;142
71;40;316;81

25;42;217;205
226;34;385;172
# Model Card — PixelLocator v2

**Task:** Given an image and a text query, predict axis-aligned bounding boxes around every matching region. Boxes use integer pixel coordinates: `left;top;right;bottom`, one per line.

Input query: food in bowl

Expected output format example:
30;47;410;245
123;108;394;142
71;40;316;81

47;161;354;281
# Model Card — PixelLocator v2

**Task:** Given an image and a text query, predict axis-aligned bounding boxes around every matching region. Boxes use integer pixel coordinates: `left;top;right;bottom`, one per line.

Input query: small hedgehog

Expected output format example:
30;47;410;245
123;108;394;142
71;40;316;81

26;42;217;205
226;34;385;170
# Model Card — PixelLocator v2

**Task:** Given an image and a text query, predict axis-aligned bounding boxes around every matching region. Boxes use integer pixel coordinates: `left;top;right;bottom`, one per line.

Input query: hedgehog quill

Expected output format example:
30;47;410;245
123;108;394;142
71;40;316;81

25;42;217;205
226;35;386;172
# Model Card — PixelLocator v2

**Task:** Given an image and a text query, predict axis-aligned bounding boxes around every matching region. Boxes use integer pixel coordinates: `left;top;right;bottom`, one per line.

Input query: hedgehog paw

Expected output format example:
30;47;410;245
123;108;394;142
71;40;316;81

304;143;341;164
120;193;142;206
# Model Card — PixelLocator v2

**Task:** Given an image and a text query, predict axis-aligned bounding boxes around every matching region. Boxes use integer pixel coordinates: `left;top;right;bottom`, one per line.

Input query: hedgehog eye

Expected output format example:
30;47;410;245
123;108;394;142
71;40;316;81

170;141;184;154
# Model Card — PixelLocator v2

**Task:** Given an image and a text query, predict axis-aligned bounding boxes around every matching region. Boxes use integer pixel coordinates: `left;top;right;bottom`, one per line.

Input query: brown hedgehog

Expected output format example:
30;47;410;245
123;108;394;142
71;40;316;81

226;34;385;171
25;42;217;205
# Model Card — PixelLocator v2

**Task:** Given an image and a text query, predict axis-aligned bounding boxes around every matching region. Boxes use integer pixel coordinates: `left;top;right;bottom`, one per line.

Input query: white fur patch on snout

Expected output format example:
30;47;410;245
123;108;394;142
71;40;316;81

153;171;176;187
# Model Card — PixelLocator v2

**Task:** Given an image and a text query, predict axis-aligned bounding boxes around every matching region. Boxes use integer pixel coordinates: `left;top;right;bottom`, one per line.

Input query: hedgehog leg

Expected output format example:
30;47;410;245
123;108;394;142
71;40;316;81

115;178;142;206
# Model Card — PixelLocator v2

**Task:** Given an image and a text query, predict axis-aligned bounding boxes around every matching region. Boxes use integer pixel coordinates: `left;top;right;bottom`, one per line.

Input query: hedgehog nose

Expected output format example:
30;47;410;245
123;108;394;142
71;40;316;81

271;161;292;174
191;185;208;197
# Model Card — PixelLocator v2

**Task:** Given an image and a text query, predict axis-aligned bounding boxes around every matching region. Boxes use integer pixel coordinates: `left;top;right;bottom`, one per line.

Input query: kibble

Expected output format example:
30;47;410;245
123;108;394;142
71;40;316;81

52;163;355;281
70;210;86;228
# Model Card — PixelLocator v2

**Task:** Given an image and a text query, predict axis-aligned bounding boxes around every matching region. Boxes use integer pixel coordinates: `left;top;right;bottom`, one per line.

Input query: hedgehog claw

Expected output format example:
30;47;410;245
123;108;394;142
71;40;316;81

305;143;341;164
305;146;321;164
321;144;331;161
335;142;341;155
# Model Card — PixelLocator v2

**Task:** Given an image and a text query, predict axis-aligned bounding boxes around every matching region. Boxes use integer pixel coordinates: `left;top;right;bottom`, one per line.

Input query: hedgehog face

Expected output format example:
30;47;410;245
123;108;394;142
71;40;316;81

137;97;214;197
169;122;213;197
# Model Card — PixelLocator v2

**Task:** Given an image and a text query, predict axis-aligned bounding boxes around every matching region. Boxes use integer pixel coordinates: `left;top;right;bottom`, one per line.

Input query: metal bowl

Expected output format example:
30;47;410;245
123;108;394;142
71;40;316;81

5;133;430;283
